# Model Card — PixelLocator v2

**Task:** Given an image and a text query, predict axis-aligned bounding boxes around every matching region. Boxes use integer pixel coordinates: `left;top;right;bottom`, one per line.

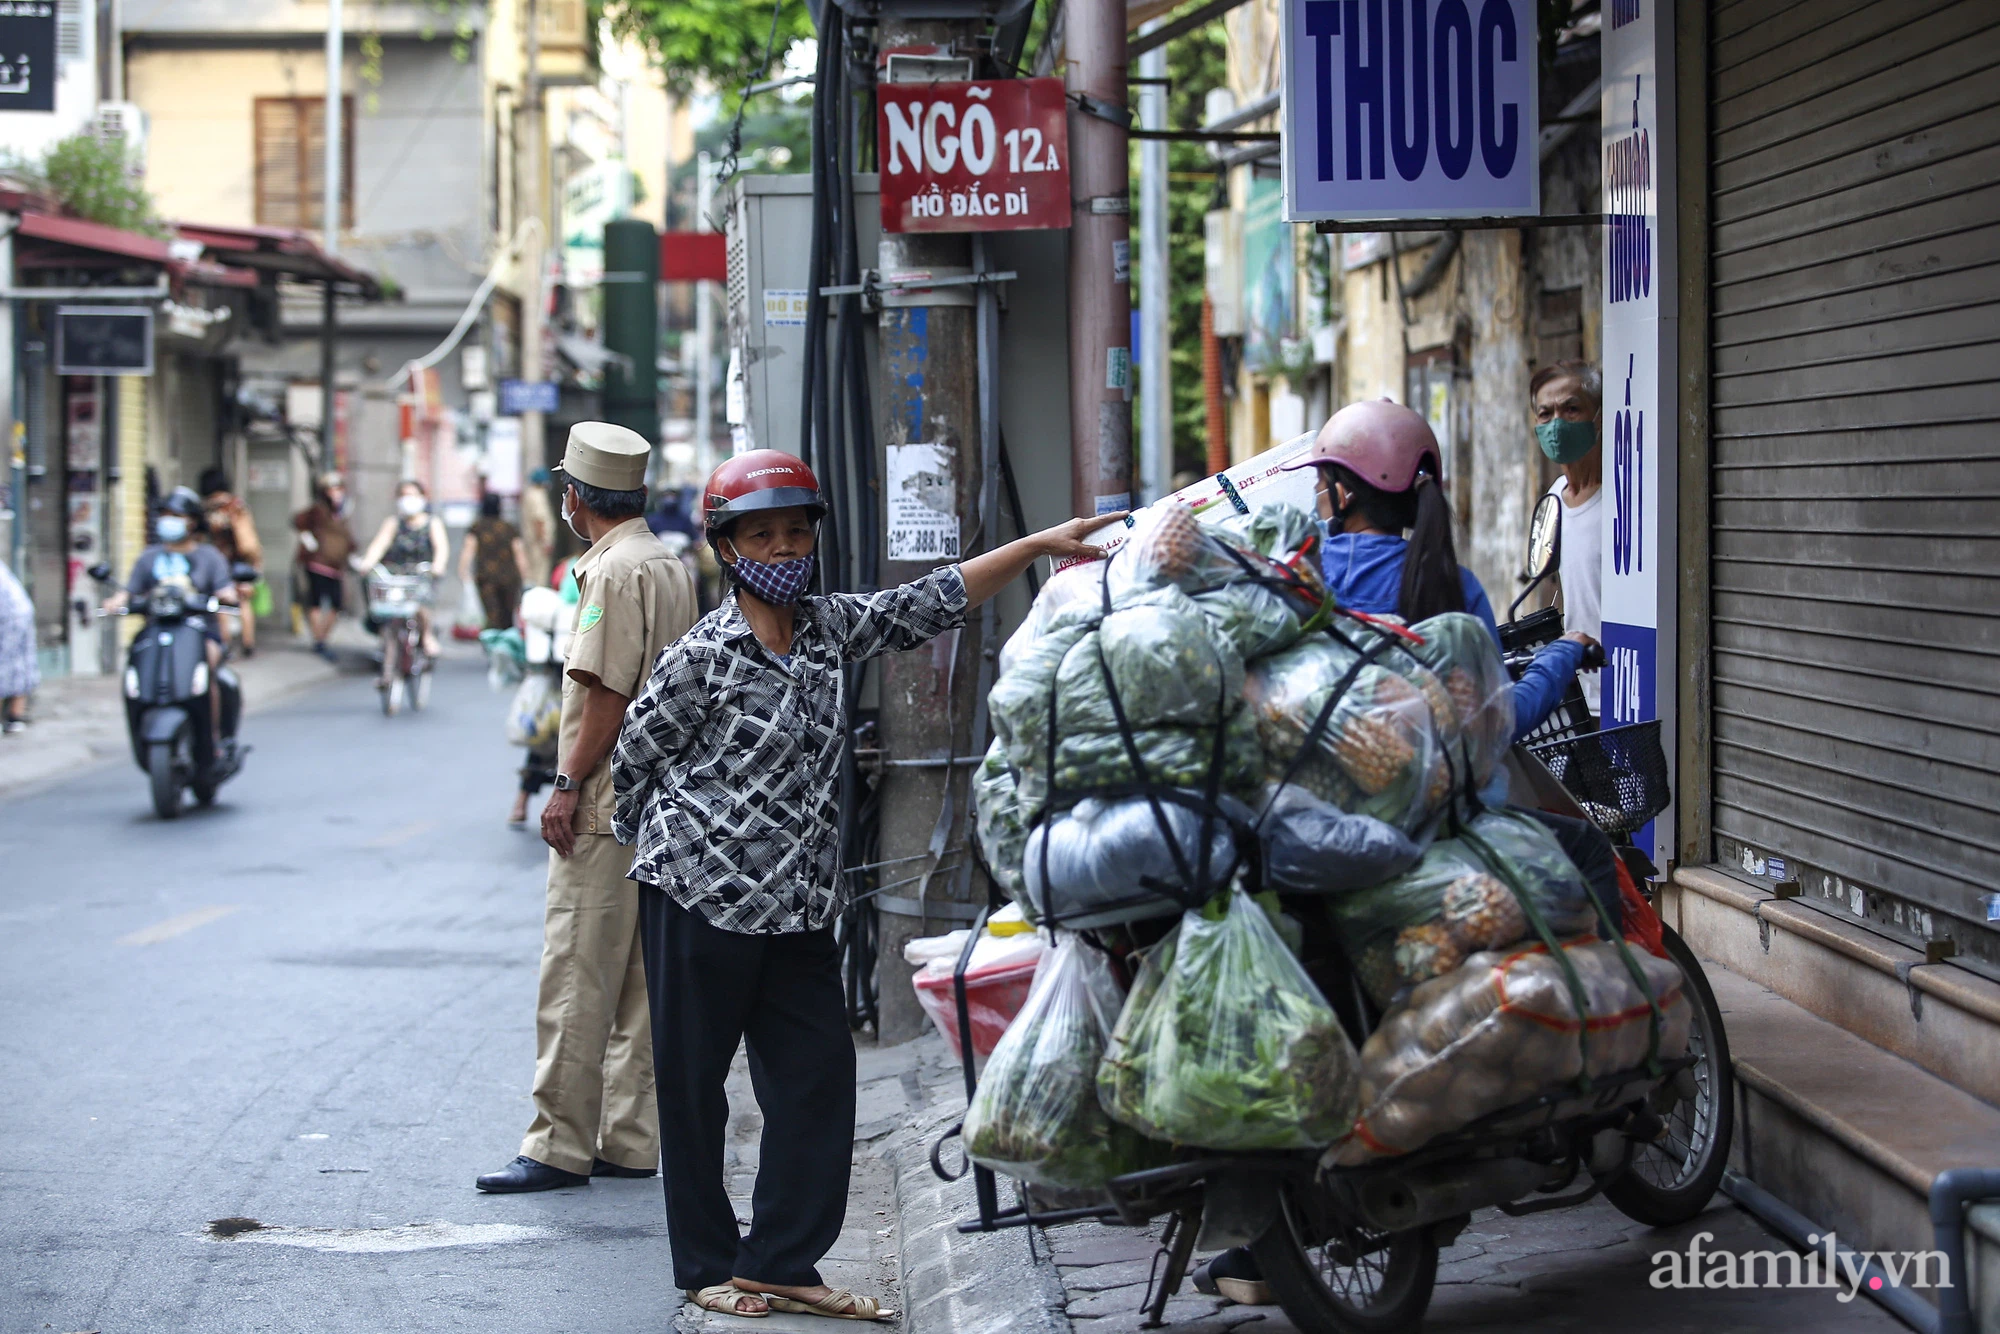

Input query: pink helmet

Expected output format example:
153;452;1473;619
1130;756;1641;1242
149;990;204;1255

1280;399;1442;493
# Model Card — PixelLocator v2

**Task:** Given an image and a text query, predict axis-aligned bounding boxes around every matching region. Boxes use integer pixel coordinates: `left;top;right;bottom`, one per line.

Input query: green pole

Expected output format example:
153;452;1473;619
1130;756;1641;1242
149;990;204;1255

600;218;659;466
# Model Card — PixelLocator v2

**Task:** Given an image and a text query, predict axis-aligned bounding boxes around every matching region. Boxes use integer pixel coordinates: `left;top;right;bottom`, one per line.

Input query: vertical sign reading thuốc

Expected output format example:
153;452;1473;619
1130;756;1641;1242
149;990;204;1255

1281;0;1539;220
1600;0;1676;867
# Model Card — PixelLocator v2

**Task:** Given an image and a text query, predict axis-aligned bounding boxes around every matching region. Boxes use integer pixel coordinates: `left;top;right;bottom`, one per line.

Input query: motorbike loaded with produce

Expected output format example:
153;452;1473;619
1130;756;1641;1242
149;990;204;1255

938;483;1732;1334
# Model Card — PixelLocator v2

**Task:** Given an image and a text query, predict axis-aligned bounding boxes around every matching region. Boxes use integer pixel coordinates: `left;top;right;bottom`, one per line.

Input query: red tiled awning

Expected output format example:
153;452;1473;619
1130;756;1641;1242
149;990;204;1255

172;221;384;298
13;210;173;266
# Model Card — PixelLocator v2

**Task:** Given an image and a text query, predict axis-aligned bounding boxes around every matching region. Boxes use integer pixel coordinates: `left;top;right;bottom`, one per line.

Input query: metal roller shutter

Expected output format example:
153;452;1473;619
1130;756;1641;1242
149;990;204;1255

1707;0;2000;980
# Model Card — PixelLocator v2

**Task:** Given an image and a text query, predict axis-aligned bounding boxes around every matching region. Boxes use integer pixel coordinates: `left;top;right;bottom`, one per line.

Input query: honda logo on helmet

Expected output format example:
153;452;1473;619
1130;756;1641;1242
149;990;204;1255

745;466;800;479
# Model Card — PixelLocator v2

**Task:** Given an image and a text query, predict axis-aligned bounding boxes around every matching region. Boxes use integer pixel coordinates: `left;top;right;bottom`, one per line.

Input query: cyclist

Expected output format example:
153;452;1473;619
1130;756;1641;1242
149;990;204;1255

356;479;450;658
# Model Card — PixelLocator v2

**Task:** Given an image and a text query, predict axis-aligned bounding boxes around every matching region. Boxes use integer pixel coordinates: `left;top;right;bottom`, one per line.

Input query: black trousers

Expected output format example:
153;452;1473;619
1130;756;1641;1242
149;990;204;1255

638;888;856;1292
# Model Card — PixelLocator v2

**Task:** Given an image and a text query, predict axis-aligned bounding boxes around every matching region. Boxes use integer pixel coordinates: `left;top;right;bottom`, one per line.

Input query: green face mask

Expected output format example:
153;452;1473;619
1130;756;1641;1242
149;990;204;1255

1535;417;1598;463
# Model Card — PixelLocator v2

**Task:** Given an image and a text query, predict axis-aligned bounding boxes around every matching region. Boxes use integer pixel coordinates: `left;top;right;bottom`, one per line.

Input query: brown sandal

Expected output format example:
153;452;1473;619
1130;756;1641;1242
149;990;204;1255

689;1285;769;1318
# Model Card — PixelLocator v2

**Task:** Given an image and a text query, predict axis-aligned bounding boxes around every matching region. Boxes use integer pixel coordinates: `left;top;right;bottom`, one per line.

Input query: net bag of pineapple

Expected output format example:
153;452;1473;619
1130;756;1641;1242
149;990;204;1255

1242;630;1447;833
962;932;1171;1189
1329;807;1600;1006
1331;935;1692;1165
1405;611;1517;793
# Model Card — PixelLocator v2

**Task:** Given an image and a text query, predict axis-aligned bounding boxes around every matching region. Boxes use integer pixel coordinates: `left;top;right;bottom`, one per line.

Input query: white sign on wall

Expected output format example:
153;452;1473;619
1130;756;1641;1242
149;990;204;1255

1281;0;1539;220
885;442;961;563
1600;0;1677;867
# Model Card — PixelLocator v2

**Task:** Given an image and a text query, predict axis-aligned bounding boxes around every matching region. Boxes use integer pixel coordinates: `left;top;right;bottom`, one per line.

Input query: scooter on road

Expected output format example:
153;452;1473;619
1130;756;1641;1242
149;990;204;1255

90;561;255;819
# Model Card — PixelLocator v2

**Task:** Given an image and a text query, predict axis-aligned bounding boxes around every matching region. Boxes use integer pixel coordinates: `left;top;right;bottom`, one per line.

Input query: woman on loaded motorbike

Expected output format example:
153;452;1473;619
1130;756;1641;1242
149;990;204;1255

357;479;451;657
1278;398;1595;740
1193;402;1620;1309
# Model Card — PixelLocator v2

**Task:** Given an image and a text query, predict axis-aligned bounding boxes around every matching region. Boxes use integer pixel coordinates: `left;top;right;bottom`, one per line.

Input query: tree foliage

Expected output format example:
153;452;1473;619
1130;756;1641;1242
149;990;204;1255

603;0;816;99
5;136;165;237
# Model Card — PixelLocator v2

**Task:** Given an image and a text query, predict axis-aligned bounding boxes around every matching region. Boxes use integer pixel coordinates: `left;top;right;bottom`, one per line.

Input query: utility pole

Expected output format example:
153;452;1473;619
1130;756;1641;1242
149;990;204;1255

872;23;986;1044
320;0;342;471
1066;0;1133;519
1137;20;1170;503
520;0;546;478
693;151;713;468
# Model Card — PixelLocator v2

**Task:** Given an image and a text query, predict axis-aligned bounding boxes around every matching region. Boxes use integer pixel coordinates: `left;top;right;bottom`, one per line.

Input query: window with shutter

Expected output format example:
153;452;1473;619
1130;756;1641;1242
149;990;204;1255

253;97;354;232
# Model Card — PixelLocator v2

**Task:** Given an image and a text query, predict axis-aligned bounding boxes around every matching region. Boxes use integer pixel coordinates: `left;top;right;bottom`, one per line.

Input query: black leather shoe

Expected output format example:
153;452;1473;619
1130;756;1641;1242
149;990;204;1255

475;1156;589;1193
591;1158;658;1179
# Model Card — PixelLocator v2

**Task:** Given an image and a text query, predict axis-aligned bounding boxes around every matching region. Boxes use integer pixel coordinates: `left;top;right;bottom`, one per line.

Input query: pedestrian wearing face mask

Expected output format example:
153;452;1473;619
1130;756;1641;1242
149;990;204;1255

1530;360;1604;714
356;479;452;658
610;450;1121;1322
477;423;698;1195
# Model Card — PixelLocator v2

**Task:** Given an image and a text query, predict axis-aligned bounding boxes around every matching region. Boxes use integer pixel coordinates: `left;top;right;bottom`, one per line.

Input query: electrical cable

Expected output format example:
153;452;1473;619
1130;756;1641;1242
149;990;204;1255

383;216;543;390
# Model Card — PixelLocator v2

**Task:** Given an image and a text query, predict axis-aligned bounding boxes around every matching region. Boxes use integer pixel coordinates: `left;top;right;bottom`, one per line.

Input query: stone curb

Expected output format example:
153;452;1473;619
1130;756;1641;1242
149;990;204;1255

888;1089;1072;1334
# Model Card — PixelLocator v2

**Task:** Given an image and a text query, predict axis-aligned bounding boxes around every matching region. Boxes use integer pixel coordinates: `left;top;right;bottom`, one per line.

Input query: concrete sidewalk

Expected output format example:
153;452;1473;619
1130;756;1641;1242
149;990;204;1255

0;621;386;799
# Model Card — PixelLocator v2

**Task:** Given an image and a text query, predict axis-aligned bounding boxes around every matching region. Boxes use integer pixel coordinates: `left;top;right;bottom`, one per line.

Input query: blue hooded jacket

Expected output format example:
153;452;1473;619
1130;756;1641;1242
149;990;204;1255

1318;531;1582;742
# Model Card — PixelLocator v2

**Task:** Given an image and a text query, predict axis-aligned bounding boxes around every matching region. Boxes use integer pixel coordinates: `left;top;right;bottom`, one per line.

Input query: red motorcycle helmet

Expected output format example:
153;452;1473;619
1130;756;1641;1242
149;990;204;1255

702;450;827;532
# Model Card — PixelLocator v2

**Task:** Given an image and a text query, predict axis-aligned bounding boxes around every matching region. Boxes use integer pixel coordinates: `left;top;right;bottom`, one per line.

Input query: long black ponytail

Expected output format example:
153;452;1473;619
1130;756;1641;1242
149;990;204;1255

1397;473;1467;622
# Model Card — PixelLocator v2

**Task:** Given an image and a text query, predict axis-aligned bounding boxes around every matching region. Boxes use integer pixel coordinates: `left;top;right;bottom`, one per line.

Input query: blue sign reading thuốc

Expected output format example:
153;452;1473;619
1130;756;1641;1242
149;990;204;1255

498;379;560;415
1281;0;1538;221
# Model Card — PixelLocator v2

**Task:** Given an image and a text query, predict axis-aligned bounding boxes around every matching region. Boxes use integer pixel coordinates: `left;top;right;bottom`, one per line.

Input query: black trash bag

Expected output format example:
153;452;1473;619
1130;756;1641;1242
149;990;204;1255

1023;790;1253;929
1256;783;1426;895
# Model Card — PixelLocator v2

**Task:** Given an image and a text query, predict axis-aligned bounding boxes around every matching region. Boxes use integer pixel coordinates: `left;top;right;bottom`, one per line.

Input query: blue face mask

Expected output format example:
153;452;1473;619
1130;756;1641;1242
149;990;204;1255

731;553;815;606
156;516;190;544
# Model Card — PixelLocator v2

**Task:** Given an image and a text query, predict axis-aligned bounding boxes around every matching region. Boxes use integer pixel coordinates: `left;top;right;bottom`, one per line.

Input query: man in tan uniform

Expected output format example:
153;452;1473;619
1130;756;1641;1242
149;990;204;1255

478;422;697;1193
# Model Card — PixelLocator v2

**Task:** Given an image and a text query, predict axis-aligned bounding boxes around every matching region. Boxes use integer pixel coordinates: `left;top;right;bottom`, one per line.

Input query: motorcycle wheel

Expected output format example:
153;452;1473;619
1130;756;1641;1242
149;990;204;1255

148;741;182;820
1603;926;1735;1226
1251;1176;1438;1334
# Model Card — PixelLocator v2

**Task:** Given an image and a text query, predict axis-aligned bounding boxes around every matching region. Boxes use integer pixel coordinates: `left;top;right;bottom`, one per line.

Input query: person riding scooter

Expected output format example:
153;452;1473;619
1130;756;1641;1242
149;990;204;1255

101;488;238;732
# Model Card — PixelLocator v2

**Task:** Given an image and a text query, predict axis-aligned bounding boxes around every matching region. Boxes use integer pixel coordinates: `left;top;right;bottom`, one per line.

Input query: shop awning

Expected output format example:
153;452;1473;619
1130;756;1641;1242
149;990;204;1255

171;222;385;299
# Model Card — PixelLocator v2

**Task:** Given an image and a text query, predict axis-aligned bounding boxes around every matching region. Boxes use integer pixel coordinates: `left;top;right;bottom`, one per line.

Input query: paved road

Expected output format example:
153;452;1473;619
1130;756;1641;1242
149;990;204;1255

0;653;684;1333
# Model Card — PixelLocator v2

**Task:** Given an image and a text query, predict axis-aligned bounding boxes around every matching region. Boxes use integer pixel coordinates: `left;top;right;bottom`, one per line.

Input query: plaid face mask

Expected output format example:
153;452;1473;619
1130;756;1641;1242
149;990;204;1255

732;552;815;606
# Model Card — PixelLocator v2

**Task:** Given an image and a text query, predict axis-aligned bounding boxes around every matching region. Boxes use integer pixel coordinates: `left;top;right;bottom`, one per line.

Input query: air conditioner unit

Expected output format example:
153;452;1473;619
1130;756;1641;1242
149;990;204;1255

94;102;148;176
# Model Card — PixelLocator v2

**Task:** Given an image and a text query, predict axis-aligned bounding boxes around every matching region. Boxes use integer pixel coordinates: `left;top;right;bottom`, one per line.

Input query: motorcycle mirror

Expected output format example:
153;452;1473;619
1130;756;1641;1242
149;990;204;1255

1527;492;1561;582
87;562;113;583
231;561;260;584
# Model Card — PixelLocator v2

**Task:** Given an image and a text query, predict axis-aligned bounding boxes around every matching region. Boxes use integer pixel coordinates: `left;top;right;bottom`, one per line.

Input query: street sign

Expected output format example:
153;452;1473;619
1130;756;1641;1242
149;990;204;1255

1280;0;1539;220
878;77;1070;234
498;379;559;415
0;3;58;114
56;308;153;376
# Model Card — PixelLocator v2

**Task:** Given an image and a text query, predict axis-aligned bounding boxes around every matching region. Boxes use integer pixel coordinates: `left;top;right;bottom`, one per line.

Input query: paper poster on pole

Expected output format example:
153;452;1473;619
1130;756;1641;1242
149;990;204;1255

885;443;961;562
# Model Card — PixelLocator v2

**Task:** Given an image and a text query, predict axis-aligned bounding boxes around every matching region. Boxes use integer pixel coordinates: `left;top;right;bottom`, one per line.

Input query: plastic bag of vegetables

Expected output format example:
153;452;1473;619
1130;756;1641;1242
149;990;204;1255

1330;807;1600;1005
1049;711;1265;797
1023;791;1253;928
1332;936;1691;1165
1406;612;1516;792
1255;783;1425;895
998;560;1108;678
973;739;1031;907
1243;637;1445;832
962;933;1170;1189
1053;588;1245;737
1192;504;1330;660
1098;887;1361;1150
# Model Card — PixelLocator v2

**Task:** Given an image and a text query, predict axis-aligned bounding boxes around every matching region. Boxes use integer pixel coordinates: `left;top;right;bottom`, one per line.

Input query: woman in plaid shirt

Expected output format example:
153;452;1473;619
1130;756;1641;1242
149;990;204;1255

612;450;1119;1321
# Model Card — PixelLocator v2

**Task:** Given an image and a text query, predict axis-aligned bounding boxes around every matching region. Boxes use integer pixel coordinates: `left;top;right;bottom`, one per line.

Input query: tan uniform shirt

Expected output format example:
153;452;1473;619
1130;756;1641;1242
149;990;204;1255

559;517;697;837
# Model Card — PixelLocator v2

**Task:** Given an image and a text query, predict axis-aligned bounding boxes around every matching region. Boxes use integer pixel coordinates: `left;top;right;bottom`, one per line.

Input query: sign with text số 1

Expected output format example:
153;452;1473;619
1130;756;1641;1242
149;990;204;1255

1281;0;1538;221
1600;0;1676;868
878;77;1071;234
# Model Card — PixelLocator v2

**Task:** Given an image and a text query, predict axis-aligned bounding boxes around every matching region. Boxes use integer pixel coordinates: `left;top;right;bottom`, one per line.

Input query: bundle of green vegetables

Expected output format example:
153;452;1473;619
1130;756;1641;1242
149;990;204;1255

963;934;1170;1189
1098;887;1360;1150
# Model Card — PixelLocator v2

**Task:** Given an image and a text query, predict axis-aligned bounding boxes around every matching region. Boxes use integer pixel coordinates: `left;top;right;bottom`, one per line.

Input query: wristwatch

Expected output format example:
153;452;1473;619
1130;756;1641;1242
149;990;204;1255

552;773;577;792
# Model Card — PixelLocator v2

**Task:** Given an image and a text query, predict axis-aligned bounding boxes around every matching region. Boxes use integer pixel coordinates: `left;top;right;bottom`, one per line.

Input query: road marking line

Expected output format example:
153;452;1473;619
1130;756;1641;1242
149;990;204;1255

208;1221;552;1253
364;819;437;849
117;905;243;947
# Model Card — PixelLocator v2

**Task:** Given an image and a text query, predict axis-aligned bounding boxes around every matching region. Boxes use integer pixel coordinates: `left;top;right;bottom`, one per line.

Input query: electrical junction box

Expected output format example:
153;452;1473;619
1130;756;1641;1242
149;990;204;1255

724;171;1073;639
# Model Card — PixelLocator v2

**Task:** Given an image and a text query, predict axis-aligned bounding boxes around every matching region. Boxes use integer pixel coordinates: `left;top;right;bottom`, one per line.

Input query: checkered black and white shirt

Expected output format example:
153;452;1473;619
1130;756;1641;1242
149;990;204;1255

612;566;968;934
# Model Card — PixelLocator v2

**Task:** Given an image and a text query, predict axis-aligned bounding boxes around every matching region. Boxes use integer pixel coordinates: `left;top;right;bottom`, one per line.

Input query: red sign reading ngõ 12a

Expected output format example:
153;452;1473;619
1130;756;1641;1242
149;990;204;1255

879;77;1071;234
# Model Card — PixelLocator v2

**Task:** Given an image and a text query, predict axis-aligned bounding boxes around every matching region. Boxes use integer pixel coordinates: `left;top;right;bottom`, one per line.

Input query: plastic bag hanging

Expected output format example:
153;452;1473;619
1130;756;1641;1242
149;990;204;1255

1406;611;1517;793
961;934;1170;1189
1097;887;1361;1151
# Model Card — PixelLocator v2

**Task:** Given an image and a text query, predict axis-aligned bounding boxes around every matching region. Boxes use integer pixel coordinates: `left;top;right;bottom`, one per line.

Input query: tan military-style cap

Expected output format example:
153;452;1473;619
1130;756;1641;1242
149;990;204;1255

553;421;651;491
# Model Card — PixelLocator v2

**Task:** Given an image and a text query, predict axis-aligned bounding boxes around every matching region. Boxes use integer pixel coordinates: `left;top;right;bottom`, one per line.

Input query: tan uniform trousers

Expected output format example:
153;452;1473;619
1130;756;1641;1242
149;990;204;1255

519;833;658;1176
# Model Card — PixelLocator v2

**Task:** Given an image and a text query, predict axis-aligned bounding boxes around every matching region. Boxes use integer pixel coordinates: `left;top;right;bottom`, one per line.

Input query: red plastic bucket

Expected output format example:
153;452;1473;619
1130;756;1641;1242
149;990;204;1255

911;956;1041;1064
